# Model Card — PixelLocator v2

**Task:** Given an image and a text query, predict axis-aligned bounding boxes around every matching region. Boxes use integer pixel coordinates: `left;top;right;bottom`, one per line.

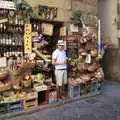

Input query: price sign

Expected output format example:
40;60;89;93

24;24;32;53
62;35;80;59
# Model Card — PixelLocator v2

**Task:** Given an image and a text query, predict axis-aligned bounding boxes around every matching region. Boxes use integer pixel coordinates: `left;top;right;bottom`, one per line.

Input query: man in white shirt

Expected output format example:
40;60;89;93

52;40;67;100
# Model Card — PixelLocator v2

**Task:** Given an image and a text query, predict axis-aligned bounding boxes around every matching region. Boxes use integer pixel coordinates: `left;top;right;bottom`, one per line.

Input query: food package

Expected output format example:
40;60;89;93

87;63;98;72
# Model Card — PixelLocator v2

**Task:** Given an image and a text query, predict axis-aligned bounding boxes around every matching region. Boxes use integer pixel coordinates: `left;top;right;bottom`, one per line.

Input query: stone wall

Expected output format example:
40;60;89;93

98;0;120;81
25;0;72;22
26;0;98;22
103;48;120;81
72;0;98;15
98;0;118;48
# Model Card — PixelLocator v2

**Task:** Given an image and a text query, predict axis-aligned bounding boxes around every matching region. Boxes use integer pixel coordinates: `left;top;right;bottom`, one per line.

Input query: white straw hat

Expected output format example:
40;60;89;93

57;40;64;45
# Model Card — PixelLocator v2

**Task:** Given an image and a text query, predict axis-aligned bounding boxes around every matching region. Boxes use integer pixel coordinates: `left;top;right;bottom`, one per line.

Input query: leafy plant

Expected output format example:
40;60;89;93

71;9;83;27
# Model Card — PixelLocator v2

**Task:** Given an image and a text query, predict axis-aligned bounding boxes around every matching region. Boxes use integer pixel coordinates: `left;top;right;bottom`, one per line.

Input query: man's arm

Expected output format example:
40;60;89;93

52;58;65;65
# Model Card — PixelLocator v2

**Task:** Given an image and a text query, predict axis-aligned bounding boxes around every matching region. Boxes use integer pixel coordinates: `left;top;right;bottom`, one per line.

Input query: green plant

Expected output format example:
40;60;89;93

16;0;33;16
71;9;83;27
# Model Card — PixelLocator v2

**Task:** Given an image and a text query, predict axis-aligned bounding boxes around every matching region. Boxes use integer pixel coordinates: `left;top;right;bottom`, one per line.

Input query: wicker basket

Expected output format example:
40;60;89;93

0;71;8;80
0;84;11;92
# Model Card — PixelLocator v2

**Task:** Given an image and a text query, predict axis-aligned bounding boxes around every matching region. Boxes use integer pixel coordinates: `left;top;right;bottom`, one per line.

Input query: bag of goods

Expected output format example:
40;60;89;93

80;74;91;82
90;49;98;57
87;63;98;72
79;48;87;56
44;79;52;86
95;68;104;80
0;70;9;80
22;74;32;88
85;54;91;64
78;62;87;72
85;41;96;51
75;77;83;84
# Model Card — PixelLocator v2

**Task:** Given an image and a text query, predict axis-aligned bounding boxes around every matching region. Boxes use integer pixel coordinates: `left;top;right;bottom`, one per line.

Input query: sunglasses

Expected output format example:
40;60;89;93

58;44;64;46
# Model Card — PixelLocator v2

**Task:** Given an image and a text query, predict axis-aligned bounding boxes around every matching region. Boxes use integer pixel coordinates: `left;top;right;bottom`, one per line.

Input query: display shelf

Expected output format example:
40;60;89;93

0;30;24;34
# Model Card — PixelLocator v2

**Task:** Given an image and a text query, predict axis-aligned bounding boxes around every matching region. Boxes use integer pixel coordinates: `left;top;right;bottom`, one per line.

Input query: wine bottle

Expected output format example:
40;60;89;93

21;19;24;26
15;16;17;25
0;24;3;31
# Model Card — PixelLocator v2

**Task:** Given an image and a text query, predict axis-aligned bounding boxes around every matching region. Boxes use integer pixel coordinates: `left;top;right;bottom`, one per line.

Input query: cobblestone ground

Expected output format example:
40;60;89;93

4;81;120;120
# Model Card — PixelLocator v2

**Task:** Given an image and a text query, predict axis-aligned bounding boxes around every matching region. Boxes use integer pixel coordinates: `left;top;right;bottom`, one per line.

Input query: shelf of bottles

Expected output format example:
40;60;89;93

0;8;25;58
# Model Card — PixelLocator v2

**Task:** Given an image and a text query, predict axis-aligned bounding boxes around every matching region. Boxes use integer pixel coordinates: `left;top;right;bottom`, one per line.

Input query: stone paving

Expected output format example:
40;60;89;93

3;81;120;120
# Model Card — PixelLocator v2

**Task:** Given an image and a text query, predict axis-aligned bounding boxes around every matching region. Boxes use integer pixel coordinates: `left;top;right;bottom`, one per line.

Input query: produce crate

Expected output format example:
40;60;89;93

80;83;86;96
91;80;102;95
49;90;57;104
68;84;80;98
0;103;8;114
23;98;38;110
91;80;98;91
8;100;23;113
85;81;92;94
97;80;103;92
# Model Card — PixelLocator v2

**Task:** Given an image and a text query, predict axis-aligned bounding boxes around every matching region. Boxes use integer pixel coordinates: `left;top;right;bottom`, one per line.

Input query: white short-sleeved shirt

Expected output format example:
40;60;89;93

52;49;67;70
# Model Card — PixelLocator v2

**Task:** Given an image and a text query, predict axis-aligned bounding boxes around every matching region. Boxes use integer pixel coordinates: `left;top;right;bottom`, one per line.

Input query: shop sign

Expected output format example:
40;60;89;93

60;26;66;36
24;24;32;54
41;23;53;36
81;14;98;26
70;24;79;33
32;32;38;37
38;5;57;20
62;35;81;41
0;1;16;10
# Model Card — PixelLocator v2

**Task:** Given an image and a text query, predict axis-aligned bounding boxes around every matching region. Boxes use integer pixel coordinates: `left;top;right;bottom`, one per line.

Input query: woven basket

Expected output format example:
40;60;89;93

0;71;8;80
0;84;11;92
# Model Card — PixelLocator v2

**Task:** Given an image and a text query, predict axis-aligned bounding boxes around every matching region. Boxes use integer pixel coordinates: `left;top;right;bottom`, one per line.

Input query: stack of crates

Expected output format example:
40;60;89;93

91;80;99;95
85;81;92;94
8;100;23;113
68;84;80;98
80;83;86;96
49;90;57;104
97;80;103;92
23;98;38;110
0;103;8;114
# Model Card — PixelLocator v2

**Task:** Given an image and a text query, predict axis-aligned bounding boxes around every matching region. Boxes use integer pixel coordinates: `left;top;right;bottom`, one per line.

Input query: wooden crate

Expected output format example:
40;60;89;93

8;100;23;113
23;98;38;110
68;84;80;98
37;90;49;105
0;103;8;114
